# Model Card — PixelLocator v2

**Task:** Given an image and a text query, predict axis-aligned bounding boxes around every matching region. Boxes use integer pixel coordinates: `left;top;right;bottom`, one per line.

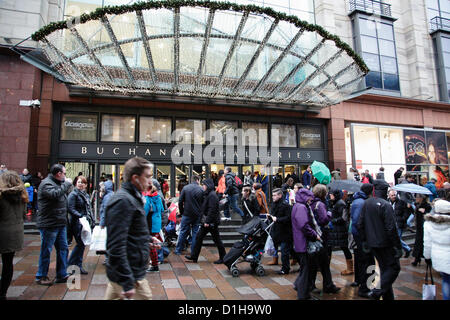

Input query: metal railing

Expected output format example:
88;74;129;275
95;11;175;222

430;16;450;32
349;0;392;17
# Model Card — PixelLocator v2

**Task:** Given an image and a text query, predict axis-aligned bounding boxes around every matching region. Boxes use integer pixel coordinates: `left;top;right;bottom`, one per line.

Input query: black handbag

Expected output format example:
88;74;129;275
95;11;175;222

306;205;323;255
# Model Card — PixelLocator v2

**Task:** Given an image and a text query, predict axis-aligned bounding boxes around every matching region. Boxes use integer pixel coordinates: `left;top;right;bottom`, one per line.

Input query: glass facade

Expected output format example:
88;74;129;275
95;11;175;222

209;120;239;145
139;116;171;143
427;0;450;20
348;124;450;185
358;17;400;91
61;113;97;141
271;124;296;147
242;122;268;147
101;114;135;142
174;119;206;144
299;126;322;148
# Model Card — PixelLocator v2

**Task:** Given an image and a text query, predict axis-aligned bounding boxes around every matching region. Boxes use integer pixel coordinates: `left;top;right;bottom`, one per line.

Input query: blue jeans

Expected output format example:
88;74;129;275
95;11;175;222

36;226;69;280
442;272;450;300
397;228;411;252
223;194;244;218
175;215;200;256
407;214;414;227
68;223;86;268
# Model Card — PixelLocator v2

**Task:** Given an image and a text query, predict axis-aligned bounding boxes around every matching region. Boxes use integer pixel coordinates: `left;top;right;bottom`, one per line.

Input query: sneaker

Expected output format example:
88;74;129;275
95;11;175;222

35;276;53;286
185;255;197;263
79;267;88;275
277;269;289;275
147;266;159;272
221;217;231;221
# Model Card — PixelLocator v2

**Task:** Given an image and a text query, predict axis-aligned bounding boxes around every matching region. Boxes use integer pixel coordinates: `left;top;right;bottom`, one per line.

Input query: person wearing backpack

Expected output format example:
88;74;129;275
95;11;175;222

222;167;245;222
328;189;354;276
143;185;164;272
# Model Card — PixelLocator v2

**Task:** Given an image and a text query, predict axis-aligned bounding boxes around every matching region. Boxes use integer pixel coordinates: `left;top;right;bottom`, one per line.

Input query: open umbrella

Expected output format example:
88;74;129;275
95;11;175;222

310;161;332;185
393;184;432;195
329;180;363;193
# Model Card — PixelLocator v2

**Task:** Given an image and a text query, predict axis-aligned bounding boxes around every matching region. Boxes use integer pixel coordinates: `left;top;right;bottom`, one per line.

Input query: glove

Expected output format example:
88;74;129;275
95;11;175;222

393;247;403;259
362;242;371;253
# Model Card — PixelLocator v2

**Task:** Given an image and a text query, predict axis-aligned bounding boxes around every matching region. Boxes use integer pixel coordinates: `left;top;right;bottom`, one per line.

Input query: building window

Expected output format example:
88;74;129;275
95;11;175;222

174;119;206;144
271;124;297;147
61;113;98;141
209;120;238;145
101;115;136;142
241;122;268;147
427;0;450;22
139;117;171;143
358;17;400;91
299;126;322;148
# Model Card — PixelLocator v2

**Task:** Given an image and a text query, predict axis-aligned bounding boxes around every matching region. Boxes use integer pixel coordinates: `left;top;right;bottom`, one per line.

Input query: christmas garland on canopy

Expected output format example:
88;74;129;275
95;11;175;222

31;0;369;74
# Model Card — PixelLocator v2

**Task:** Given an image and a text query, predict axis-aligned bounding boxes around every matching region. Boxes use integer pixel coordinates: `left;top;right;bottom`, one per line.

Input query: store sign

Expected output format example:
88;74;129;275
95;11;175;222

299;127;322;148
64;120;96;130
61;114;97;141
58;143;325;164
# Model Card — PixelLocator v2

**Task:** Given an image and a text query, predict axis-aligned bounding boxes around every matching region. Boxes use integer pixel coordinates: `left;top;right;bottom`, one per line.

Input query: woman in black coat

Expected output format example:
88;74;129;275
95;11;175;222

411;194;432;266
0;171;27;300
67;176;94;275
327;190;353;274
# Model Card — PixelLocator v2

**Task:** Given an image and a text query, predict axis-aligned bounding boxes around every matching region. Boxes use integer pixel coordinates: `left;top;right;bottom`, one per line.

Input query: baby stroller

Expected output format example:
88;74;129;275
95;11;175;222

223;216;273;277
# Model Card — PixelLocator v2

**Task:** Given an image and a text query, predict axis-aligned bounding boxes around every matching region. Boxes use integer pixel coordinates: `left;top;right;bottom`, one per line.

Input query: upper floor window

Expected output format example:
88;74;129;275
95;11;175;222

61;113;97;141
358;17;400;92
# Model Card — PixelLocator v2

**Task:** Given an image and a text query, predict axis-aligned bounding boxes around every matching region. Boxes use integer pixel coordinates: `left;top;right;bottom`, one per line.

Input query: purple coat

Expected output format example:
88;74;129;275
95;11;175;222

291;189;318;253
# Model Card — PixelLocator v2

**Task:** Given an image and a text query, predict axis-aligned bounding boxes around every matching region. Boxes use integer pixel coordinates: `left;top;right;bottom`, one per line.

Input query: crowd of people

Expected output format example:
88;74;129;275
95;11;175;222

0;160;449;301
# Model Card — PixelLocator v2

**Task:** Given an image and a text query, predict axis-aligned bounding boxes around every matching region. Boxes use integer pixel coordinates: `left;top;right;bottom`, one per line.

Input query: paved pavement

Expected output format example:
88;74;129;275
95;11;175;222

2;234;445;300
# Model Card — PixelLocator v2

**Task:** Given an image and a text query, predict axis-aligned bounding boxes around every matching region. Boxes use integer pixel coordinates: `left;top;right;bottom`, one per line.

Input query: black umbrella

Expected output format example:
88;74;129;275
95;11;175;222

328;180;363;193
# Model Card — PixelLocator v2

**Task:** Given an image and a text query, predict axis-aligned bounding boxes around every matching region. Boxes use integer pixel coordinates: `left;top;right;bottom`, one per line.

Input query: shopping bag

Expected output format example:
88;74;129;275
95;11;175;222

422;263;436;300
90;226;107;251
79;216;92;245
264;235;276;256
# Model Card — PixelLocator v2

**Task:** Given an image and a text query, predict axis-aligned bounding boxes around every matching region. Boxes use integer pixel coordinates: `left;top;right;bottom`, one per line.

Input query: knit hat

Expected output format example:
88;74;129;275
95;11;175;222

434;199;450;214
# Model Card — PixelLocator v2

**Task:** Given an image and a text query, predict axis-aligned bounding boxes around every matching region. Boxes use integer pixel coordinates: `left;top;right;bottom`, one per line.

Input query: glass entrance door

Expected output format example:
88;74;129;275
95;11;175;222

175;165;190;197
155;164;171;200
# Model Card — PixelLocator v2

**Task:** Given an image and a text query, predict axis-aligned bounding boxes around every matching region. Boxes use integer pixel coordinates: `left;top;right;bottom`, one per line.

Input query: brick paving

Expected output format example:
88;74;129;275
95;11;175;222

1;234;445;300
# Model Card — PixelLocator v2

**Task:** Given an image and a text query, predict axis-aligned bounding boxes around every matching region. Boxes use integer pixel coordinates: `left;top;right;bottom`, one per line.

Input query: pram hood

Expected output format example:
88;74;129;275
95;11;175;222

237;216;269;235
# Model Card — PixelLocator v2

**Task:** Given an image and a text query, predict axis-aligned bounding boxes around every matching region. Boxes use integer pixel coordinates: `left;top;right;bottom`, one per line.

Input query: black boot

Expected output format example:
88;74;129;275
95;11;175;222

404;249;411;258
411;258;421;266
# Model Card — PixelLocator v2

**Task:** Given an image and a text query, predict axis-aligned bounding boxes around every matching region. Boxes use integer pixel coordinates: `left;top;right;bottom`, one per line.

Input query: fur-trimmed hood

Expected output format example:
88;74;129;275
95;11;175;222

425;213;450;224
0;185;25;202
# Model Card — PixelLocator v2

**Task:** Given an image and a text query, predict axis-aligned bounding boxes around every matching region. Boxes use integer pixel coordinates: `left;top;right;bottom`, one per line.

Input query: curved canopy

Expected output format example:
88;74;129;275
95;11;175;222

31;1;368;109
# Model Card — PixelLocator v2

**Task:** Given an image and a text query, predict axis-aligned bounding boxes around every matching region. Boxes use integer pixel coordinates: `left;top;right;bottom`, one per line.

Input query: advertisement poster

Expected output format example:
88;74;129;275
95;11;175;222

425;131;448;164
404;130;427;165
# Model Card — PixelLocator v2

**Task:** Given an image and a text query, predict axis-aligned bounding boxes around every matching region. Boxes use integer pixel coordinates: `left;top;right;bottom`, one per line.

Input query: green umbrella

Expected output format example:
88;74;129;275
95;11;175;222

310;161;332;185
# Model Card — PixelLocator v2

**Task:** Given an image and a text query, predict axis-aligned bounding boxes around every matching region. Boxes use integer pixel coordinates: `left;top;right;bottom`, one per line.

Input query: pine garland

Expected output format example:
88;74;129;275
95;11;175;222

31;0;369;74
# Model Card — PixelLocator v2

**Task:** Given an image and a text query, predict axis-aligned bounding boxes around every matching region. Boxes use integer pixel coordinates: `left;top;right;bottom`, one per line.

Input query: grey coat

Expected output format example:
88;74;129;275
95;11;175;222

0;186;26;253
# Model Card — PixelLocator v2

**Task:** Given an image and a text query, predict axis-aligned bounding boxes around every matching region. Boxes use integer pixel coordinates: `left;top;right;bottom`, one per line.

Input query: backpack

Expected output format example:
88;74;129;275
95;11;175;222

235;176;243;189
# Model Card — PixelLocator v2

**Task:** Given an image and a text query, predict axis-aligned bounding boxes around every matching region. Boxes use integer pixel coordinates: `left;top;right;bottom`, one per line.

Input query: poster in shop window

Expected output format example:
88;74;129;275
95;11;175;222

404;130;427;165
425;131;448;164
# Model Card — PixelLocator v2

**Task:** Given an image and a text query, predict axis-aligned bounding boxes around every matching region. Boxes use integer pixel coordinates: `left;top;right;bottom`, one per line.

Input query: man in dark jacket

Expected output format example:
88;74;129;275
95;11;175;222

268;188;293;275
350;186;375;298
388;189;412;258
175;175;204;257
394;167;404;185
357;184;402;300
222;167;244;221
20;168;32;184
302;166;312;189
187;179;226;264
373;178;390;200
35;164;73;286
104;157;157;300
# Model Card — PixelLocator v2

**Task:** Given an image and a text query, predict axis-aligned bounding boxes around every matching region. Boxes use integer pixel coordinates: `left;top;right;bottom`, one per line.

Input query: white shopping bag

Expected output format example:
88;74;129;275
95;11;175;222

90;225;107;251
264;235;276;256
422;264;436;300
79;216;92;245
